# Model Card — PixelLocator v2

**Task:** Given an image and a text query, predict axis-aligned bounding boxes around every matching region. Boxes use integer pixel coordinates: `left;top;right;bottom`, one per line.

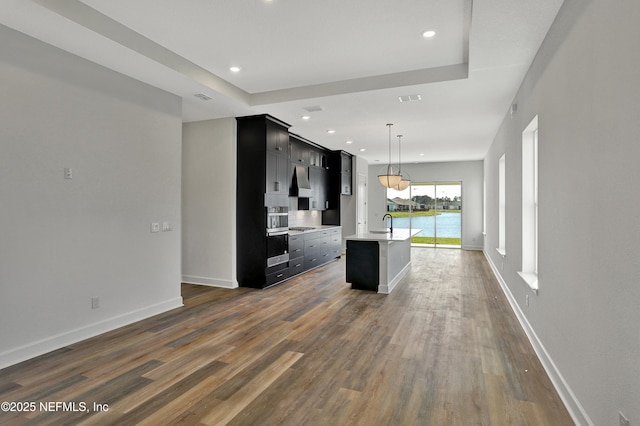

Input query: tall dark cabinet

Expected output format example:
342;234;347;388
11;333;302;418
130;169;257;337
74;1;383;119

236;114;352;289
322;150;353;226
236;115;291;288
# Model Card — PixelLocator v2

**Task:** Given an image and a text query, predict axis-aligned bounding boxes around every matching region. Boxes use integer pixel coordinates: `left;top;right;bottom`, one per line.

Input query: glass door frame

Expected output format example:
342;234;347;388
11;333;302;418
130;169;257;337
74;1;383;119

387;181;462;248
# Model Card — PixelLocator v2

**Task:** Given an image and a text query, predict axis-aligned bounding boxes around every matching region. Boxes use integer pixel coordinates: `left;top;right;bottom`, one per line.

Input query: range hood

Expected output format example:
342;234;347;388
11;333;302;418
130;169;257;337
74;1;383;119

291;165;313;198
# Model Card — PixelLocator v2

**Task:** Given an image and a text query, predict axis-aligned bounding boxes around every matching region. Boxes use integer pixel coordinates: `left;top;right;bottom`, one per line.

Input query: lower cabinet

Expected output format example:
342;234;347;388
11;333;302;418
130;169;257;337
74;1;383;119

290;227;341;278
266;267;290;287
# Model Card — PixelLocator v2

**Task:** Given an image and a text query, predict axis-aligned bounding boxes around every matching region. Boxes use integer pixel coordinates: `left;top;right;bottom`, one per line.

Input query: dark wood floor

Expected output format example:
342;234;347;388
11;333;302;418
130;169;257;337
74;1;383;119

0;249;573;425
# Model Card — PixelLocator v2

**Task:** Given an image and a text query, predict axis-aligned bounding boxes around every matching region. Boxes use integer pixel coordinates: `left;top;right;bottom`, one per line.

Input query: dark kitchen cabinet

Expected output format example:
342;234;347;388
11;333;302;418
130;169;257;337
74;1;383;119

288;227;341;277
289;136;309;166
266;121;289;155
236;114;291;288
309;167;329;211
340;152;352;195
299;166;329;211
322;150;354;227
266;151;288;195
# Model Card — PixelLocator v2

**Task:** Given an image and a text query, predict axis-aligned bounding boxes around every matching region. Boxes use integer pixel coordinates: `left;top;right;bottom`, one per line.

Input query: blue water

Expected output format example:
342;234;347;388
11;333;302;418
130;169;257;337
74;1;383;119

392;212;461;238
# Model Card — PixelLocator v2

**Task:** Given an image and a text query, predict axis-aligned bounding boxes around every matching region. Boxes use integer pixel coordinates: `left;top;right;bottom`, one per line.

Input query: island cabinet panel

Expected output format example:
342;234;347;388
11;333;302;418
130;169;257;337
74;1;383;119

346;240;380;291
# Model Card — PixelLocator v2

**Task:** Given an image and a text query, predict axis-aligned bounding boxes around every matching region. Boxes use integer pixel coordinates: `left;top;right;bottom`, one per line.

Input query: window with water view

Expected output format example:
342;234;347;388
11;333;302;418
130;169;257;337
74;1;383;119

386;182;462;247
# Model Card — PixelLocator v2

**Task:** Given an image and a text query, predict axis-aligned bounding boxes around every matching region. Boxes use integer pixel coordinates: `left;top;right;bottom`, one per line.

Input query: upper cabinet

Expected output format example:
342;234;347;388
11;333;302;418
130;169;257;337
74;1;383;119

266;121;289;155
339;152;353;195
290;135;310;166
266;151;289;196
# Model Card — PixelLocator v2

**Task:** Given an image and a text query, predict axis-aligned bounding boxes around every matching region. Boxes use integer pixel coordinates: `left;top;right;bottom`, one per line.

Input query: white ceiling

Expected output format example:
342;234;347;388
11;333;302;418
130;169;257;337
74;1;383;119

0;0;564;163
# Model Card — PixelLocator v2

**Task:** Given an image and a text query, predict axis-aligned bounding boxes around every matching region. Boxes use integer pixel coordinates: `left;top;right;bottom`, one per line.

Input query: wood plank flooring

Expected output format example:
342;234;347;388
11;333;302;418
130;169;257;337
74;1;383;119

0;249;574;425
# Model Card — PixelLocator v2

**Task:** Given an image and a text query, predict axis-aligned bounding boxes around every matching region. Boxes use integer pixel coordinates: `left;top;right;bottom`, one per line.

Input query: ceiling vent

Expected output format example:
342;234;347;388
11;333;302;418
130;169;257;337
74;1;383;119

194;93;213;101
398;94;422;103
303;105;323;112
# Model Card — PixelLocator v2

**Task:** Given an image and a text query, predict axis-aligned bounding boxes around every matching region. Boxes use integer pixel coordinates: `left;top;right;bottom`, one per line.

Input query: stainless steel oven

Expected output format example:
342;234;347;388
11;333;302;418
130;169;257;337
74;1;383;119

266;206;289;267
266;206;288;234
266;232;289;267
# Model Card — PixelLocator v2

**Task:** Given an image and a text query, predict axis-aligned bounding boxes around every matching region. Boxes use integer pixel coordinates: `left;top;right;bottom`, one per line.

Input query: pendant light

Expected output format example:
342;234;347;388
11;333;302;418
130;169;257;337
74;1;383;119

378;123;402;188
393;134;411;191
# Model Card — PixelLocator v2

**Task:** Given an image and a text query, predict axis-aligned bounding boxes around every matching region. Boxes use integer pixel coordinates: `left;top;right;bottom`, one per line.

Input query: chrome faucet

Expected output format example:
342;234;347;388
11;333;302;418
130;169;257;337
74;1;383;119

382;213;393;233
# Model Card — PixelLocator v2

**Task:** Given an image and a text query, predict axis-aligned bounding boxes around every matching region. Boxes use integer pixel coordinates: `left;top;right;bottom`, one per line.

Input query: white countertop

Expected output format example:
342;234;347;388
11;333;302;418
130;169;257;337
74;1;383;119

344;228;422;242
288;225;341;236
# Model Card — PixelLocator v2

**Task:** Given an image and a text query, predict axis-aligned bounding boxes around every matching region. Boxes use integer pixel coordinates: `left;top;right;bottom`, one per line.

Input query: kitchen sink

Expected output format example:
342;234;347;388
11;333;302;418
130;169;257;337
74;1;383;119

369;229;391;234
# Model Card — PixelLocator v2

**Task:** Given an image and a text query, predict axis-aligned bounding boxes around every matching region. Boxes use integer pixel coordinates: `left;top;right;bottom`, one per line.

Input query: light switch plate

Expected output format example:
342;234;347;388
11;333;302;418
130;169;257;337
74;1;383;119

151;223;160;233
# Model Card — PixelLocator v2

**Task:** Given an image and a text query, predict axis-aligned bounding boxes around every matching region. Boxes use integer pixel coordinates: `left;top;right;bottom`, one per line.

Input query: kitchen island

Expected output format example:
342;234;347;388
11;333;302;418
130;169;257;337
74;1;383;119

344;228;421;294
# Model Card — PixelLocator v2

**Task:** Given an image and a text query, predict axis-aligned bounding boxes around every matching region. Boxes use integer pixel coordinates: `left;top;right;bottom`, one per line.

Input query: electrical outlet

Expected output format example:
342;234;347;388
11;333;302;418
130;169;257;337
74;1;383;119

619;412;630;426
162;221;172;232
91;297;99;309
151;223;160;233
64;168;73;179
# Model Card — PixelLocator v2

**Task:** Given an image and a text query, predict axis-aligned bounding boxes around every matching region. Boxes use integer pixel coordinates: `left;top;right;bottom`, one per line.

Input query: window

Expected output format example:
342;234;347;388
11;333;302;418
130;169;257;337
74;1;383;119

497;154;506;256
519;116;538;292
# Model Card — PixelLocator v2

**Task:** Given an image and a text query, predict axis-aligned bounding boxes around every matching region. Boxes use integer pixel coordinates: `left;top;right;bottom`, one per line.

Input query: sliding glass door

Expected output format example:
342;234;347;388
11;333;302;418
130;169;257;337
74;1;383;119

387;181;461;247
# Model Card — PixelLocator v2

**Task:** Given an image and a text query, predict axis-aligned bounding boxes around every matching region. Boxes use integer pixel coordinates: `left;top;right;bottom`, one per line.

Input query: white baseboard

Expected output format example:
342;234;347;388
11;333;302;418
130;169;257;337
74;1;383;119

483;251;592;426
462;244;484;251
0;297;183;370
182;275;238;289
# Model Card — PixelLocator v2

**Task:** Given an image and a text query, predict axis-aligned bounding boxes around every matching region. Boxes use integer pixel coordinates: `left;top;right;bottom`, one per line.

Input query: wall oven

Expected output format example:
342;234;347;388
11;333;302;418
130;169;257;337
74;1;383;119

266;232;289;268
266;206;288;234
266;206;289;267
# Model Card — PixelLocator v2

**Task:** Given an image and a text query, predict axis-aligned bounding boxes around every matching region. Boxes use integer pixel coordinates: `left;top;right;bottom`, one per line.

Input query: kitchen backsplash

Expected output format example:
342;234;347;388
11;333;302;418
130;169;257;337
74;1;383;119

288;210;322;228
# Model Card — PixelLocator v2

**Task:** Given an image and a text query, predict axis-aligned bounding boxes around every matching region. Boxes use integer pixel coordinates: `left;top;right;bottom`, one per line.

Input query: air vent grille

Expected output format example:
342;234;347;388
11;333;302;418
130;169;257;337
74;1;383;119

398;94;422;103
194;93;213;101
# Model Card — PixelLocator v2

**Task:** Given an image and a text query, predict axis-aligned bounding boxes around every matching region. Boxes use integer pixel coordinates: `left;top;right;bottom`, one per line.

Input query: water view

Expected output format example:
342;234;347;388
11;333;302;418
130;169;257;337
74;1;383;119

392;212;461;238
387;182;462;246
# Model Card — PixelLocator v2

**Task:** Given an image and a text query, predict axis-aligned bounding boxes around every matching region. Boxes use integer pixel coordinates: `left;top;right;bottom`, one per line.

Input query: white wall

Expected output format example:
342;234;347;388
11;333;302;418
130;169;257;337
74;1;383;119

182;118;237;288
483;0;640;424
368;161;484;250
0;25;183;368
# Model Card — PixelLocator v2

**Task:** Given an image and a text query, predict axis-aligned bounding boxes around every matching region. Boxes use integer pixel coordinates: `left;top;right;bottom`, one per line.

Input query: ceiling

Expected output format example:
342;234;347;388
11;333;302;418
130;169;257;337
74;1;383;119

0;0;564;164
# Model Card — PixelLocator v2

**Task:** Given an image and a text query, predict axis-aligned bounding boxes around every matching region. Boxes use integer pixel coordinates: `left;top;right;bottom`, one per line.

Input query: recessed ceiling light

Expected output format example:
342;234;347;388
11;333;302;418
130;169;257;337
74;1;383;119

345;140;353;144
230;66;241;73
420;153;425;156
301;115;310;120
359;148;366;152
422;30;436;38
327;129;336;134
304;105;323;112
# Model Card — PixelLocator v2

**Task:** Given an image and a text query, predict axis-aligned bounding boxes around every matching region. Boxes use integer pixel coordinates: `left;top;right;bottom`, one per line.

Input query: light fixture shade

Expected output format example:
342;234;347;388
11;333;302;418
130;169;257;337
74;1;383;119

395;178;411;191
378;164;402;187
378;173;402;188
